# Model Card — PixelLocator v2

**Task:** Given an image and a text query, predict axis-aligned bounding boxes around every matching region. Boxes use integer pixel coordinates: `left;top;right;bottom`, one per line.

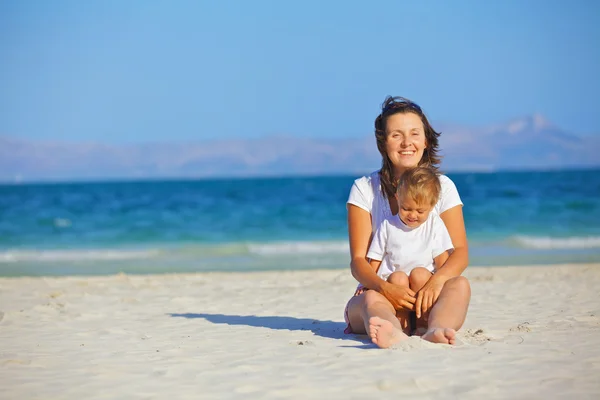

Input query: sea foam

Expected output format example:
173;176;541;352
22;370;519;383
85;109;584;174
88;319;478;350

513;235;600;249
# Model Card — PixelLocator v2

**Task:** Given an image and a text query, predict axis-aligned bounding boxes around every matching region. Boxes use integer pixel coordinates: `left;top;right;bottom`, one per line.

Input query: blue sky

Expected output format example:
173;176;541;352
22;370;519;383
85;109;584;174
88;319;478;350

1;0;599;143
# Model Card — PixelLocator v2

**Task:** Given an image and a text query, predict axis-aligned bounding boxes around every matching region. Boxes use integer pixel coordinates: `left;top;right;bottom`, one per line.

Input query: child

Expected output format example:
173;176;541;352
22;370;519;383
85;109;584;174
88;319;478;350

367;166;454;334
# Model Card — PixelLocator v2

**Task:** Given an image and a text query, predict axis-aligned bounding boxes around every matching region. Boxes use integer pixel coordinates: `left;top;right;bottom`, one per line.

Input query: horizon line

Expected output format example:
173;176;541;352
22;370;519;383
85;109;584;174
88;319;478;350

2;165;599;186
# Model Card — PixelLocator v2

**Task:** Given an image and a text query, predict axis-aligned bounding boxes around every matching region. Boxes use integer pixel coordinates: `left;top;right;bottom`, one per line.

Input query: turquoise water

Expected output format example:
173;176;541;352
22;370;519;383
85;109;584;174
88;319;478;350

1;169;599;276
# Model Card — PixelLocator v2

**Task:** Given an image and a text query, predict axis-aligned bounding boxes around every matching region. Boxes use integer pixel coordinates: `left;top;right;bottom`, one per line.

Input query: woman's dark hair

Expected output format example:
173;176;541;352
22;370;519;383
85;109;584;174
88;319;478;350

374;96;442;198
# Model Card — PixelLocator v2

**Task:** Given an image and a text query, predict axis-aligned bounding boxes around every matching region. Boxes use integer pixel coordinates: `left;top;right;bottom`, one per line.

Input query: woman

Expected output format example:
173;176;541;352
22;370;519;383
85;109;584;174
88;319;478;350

344;96;471;348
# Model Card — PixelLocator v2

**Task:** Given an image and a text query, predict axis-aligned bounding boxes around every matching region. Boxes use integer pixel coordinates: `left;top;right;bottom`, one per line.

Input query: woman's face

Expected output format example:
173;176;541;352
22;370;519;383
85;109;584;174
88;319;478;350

384;112;427;175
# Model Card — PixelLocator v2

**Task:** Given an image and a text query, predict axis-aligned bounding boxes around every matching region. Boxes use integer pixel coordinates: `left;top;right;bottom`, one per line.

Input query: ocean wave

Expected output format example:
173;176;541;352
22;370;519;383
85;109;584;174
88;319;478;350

0;249;161;263
3;235;597;264
246;241;349;256
512;235;600;249
0;240;350;263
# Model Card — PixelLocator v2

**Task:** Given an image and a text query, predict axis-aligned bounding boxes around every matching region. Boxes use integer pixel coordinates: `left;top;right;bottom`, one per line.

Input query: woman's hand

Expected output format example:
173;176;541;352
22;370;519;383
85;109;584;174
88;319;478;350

379;281;416;311
415;275;447;318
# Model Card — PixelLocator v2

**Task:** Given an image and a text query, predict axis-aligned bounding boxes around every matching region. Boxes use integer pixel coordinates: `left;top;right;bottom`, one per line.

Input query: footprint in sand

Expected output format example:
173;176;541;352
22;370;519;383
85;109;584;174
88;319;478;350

391;336;449;351
459;328;493;345
509;322;532;332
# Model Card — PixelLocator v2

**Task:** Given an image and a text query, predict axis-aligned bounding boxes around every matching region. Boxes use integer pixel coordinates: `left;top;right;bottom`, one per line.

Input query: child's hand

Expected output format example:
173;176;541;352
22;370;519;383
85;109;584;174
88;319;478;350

415;275;446;318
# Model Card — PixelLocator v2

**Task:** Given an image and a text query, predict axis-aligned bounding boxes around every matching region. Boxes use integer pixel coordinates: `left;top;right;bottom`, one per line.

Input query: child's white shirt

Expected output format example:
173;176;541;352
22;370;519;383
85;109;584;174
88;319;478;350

367;213;454;279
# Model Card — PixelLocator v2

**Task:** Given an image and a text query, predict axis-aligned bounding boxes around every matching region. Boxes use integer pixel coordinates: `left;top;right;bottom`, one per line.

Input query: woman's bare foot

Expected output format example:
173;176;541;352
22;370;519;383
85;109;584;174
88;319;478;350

368;316;408;348
422;327;456;345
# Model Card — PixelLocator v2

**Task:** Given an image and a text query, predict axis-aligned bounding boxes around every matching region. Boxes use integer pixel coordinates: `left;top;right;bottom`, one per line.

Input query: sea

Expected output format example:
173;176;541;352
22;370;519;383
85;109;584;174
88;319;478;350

1;169;599;276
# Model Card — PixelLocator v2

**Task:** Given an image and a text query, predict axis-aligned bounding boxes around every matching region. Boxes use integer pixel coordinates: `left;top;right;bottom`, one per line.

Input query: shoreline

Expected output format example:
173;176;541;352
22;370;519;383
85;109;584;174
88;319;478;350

2;260;600;279
2;263;600;398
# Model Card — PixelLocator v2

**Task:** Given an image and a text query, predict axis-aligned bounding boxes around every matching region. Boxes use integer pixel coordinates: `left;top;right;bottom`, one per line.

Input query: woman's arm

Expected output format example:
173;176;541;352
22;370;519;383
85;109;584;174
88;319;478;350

348;204;416;310
436;205;469;280
348;204;384;290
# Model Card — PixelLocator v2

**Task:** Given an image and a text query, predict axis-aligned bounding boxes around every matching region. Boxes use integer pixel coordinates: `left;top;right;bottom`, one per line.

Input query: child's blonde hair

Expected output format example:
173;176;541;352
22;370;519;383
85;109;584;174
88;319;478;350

396;166;441;208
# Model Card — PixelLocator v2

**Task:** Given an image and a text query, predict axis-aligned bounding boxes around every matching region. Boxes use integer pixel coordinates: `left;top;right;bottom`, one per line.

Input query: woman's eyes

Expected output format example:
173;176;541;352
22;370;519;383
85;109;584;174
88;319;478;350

390;131;421;138
390;132;420;139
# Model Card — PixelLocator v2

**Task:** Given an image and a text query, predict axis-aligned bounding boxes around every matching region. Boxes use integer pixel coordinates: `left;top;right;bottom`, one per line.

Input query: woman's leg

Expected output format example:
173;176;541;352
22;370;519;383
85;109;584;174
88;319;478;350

422;276;471;345
346;289;409;348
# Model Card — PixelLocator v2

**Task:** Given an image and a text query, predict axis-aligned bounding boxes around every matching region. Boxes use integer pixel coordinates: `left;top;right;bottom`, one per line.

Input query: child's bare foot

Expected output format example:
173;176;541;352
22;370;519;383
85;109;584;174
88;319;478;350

422;327;456;345
368;316;408;348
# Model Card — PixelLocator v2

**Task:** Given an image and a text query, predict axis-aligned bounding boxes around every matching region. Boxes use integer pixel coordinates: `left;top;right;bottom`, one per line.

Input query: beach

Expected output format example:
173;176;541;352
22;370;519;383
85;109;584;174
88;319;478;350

1;263;600;399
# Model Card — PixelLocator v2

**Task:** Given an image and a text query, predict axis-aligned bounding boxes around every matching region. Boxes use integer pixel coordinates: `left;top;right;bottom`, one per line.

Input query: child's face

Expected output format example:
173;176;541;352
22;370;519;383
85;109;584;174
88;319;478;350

396;194;434;228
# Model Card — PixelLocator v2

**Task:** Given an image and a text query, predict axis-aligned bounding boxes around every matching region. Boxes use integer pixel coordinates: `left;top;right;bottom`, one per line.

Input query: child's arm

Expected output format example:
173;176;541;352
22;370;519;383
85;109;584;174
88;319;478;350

434;251;450;270
369;258;382;274
432;216;454;271
365;222;387;278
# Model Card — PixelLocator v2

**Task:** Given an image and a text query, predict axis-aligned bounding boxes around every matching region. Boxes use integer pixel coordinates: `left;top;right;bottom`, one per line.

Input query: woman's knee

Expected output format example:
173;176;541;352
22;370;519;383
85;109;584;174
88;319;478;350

362;290;394;310
444;276;471;296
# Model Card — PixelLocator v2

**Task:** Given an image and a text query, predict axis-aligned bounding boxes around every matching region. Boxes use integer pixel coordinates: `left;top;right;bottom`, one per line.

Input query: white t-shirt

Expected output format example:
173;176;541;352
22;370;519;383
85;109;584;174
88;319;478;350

347;171;463;234
366;214;454;278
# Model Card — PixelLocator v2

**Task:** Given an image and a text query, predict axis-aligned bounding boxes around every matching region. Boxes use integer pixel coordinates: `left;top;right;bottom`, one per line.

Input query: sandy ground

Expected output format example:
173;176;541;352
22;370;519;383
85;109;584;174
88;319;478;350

1;263;600;399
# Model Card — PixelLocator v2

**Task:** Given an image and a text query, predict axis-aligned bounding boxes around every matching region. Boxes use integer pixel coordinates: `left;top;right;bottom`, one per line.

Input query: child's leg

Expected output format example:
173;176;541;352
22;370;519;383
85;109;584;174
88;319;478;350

387;271;411;335
409;267;433;335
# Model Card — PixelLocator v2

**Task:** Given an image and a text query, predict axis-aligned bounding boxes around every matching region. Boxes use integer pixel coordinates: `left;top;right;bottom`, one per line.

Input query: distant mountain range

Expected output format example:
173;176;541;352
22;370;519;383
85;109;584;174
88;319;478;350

1;114;599;182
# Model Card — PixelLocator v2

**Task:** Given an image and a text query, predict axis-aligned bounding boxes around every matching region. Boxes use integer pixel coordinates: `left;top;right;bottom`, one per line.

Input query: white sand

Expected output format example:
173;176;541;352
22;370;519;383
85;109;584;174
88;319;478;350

1;263;600;399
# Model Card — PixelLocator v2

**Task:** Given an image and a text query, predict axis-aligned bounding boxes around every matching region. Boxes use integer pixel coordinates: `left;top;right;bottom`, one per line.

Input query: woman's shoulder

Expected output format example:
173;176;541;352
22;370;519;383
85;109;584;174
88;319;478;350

347;170;381;212
437;173;456;186
354;170;380;184
352;170;380;192
435;173;463;213
438;174;459;194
